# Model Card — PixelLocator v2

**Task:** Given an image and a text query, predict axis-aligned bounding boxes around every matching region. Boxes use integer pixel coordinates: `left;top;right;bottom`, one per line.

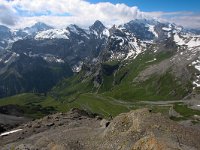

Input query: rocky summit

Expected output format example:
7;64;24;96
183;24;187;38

1;108;200;150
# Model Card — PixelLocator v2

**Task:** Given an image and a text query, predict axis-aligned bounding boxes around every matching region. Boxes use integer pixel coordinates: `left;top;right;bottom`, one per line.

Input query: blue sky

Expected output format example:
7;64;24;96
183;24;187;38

0;0;200;29
90;0;200;12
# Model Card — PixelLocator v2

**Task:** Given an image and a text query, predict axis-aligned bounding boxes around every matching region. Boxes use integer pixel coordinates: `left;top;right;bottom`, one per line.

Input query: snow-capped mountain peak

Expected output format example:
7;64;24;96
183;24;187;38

27;22;52;31
35;29;70;40
90;20;106;34
23;22;53;35
89;20;110;38
67;24;82;34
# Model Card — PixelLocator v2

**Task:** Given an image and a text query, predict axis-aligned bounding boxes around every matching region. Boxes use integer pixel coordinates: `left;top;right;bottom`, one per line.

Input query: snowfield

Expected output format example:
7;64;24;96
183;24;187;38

0;129;22;137
35;29;70;40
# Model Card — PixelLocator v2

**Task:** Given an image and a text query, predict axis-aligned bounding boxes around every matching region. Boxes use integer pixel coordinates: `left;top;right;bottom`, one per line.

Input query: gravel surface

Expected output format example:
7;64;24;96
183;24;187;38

1;108;200;150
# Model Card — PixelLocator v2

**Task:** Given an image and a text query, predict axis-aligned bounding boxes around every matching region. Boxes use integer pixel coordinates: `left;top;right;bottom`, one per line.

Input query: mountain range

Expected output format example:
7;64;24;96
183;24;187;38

0;19;200;119
0;19;200;98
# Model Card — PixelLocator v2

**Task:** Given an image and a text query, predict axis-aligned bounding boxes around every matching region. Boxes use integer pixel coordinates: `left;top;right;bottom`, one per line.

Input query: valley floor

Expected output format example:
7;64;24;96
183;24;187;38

1;93;200;131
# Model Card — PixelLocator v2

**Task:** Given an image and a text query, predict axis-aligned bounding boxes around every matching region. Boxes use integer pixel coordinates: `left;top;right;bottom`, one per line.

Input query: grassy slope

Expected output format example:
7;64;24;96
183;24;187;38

0;51;195;119
1;92;200;124
51;51;181;102
0;93;56;118
0;93;130;118
101;51;192;101
173;103;200;120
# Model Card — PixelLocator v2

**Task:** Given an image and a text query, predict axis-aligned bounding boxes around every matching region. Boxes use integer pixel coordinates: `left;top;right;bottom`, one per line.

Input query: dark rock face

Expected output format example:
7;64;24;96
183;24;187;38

0;124;6;133
0;21;109;97
0;25;12;50
123;19;156;40
0;26;12;40
0;53;73;97
0;23;73;97
90;20;106;35
11;22;108;67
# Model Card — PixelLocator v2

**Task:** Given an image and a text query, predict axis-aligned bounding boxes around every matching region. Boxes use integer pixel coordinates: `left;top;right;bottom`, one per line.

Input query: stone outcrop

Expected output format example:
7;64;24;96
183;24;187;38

1;108;200;150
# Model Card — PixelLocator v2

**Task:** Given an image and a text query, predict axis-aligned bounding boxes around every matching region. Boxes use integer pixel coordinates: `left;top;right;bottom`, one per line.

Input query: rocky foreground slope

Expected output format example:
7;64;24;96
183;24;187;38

1;108;200;150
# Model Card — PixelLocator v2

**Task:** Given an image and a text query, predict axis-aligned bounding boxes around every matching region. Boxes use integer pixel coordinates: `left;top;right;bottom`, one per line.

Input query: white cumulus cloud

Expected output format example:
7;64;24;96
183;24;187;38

0;1;18;26
0;0;199;29
0;0;148;28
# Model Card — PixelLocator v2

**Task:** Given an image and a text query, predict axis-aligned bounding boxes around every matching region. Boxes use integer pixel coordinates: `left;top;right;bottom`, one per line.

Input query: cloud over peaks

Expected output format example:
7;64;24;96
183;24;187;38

0;0;199;29
0;1;18;26
0;0;146;28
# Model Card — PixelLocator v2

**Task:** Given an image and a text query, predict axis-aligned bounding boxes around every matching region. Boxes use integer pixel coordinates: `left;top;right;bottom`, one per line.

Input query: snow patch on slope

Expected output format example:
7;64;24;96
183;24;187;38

0;129;22;137
191;59;200;88
192;59;200;72
102;29;110;37
174;33;200;49
126;39;142;59
110;52;125;60
162;27;171;31
174;34;185;45
148;25;158;38
187;37;200;48
42;55;65;63
4;52;19;64
72;61;83;72
35;29;69;40
146;58;157;63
